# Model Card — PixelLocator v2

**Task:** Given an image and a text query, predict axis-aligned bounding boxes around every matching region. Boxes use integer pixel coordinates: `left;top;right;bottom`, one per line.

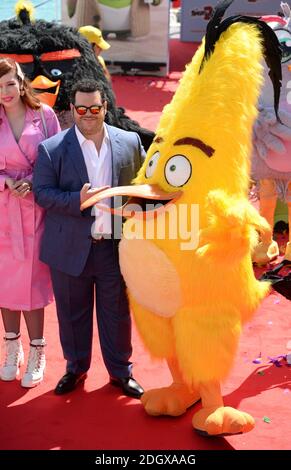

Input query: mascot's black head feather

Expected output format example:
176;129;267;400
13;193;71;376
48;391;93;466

200;0;282;120
0;5;154;149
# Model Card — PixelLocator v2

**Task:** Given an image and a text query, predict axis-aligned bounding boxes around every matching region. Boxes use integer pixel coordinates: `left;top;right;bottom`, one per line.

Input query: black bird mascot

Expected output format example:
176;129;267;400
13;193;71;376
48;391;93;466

0;1;154;149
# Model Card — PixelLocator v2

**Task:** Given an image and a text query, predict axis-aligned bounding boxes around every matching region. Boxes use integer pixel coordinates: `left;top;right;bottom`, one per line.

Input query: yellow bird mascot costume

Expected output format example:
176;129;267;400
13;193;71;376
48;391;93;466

82;0;282;436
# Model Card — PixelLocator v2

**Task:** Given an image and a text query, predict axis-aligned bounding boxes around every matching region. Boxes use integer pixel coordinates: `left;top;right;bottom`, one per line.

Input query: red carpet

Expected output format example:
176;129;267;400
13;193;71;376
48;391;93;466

111;40;199;132
1;281;290;450
1;39;291;451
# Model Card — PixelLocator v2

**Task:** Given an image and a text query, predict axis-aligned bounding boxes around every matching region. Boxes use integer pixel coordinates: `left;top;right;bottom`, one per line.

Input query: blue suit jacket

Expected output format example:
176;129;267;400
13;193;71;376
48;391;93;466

33;124;145;276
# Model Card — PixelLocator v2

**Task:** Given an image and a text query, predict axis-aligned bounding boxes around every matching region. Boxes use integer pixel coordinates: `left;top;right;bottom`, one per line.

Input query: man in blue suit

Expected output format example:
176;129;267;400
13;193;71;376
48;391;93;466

33;79;145;397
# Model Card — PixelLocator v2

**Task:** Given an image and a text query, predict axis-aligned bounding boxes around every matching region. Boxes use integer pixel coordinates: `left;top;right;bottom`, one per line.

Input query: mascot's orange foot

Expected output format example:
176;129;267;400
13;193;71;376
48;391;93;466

252;240;279;265
141;384;200;417
192;406;255;436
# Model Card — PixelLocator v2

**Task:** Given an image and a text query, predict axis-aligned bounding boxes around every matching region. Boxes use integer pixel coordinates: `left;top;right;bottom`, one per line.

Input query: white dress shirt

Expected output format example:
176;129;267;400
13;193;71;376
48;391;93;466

75;124;112;237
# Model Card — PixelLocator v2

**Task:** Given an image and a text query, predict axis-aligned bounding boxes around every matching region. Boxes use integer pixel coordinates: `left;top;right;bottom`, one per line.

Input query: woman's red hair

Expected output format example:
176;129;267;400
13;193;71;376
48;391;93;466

0;57;41;110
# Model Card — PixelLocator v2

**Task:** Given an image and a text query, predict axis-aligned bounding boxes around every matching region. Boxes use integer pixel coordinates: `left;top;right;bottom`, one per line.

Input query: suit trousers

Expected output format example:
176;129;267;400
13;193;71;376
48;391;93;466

50;239;133;378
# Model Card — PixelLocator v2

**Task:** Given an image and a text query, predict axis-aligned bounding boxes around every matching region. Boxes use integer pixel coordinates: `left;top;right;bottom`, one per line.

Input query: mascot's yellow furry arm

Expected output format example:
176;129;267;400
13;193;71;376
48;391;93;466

82;0;282;436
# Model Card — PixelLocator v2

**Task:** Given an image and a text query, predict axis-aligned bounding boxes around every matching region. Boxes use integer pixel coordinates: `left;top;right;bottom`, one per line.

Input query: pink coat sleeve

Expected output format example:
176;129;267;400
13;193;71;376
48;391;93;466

0;175;6;191
41;104;61;138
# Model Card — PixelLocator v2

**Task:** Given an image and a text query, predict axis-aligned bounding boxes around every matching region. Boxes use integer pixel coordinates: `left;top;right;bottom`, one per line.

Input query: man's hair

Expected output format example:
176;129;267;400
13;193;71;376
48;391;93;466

70;79;107;104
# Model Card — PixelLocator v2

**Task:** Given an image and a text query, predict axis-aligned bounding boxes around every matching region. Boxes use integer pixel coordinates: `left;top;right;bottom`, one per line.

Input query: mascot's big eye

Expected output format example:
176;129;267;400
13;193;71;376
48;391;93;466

145;151;160;178
50;68;62;77
165;155;192;187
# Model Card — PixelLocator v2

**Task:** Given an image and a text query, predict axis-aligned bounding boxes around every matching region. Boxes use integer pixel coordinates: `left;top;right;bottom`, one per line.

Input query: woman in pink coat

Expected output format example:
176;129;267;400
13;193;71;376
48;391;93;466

0;58;61;388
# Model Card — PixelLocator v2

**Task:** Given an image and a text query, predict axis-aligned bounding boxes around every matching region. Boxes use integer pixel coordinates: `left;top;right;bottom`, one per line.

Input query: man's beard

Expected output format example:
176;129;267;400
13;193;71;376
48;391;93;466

79;118;102;136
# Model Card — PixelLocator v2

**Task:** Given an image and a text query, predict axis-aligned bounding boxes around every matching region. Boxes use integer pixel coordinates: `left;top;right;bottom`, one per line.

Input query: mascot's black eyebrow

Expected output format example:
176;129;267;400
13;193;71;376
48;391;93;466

153;136;164;144
153;136;215;158
174;138;215;158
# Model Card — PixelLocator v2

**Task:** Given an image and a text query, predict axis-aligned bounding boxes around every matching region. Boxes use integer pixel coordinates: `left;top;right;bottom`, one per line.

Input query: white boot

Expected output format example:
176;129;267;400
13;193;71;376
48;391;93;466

0;332;24;381
21;338;46;388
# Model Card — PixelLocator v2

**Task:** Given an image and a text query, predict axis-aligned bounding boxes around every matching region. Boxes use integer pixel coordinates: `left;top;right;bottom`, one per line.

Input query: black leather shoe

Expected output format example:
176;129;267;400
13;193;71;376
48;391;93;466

110;376;144;399
54;372;87;395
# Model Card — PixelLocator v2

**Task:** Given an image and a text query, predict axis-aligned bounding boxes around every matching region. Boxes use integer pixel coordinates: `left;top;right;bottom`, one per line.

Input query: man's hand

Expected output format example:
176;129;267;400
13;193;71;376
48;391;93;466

80;183;110;209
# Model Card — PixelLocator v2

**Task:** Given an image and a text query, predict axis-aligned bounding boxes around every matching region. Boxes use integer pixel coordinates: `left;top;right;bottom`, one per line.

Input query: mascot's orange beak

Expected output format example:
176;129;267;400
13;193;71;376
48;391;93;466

31;75;61;107
81;184;182;219
288;65;291;72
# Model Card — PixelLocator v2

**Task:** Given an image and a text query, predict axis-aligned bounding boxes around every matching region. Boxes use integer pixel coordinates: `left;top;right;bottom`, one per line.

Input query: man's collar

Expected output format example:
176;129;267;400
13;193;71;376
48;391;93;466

75;124;86;146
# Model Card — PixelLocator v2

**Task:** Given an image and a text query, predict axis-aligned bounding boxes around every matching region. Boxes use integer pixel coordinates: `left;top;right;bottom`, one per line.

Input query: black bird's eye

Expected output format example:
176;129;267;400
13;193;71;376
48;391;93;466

41;59;78;77
50;68;62;77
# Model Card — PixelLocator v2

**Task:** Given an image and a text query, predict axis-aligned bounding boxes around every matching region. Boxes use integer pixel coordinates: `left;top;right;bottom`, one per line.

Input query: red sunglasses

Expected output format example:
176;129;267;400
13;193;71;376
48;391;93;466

74;104;104;116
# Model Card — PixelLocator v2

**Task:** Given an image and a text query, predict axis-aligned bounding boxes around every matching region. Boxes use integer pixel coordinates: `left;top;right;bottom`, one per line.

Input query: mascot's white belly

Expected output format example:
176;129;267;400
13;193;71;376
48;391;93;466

119;238;181;318
99;5;131;31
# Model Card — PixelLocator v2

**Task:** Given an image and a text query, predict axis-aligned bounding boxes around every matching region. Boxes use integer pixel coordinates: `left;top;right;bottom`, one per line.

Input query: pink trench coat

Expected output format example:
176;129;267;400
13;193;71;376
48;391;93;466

0;104;61;310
